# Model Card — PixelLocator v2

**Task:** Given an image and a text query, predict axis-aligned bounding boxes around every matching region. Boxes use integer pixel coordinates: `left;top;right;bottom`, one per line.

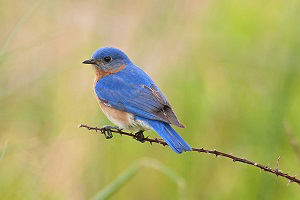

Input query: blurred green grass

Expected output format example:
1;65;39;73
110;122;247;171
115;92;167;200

91;158;186;200
0;0;300;199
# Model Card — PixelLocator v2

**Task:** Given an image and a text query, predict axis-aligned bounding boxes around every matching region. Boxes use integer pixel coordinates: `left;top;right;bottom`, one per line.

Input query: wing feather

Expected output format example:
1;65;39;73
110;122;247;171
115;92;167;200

95;69;184;128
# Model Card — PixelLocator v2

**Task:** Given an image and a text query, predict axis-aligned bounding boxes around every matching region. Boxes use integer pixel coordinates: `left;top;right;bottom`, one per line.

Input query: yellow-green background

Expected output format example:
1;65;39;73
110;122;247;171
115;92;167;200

0;0;299;199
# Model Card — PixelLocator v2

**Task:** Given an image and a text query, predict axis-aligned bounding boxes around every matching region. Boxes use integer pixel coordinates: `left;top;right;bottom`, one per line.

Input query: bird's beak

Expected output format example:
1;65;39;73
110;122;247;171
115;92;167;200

82;58;96;64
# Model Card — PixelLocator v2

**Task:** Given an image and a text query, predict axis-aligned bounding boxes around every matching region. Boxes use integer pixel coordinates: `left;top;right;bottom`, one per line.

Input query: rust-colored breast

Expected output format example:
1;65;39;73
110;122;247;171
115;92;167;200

93;64;125;86
92;64;130;127
96;98;131;127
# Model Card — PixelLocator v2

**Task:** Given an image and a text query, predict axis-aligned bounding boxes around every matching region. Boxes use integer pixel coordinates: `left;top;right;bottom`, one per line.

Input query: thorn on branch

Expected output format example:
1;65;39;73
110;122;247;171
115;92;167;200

213;149;219;157
275;156;281;177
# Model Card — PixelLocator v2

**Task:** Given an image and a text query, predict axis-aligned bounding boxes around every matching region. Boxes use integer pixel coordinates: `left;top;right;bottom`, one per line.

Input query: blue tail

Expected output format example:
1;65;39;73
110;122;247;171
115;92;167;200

142;119;192;154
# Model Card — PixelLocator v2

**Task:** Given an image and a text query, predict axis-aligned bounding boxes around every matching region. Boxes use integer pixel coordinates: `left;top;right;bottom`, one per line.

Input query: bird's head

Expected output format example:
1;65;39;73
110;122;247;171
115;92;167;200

83;47;131;71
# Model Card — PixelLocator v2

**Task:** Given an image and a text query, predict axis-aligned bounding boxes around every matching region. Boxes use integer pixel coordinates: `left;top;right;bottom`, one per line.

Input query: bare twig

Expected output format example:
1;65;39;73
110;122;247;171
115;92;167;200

78;124;300;185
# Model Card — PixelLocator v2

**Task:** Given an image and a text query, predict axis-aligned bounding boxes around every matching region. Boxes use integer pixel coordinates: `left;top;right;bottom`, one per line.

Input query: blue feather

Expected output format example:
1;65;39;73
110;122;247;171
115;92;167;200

95;65;169;121
136;116;192;154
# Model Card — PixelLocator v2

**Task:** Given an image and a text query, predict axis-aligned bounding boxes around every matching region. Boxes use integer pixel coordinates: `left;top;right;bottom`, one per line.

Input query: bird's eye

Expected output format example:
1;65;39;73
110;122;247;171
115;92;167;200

103;56;112;63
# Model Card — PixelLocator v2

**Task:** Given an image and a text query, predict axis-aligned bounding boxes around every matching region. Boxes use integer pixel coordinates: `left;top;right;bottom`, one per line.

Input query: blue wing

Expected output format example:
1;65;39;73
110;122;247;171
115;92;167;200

94;65;184;127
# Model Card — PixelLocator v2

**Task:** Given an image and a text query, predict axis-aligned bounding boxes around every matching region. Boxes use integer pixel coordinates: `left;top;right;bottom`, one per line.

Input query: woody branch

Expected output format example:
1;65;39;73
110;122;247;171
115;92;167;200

78;123;300;185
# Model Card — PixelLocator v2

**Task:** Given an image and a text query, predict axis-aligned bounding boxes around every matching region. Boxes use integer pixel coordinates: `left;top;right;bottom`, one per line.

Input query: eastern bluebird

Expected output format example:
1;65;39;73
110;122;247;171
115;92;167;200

83;47;192;154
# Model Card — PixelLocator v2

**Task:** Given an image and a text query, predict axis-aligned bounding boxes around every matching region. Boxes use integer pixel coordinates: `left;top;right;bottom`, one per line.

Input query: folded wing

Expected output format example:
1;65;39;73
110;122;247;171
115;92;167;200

95;75;184;128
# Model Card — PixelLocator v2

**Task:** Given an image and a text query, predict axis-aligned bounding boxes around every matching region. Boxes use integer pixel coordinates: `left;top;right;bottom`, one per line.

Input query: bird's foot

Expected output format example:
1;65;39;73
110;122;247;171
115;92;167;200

101;125;122;139
135;130;146;143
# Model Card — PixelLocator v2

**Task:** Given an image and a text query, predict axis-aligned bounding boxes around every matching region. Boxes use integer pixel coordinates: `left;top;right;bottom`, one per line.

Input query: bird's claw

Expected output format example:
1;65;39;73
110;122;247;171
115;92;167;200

101;125;116;139
135;130;146;143
100;125;123;139
103;129;113;139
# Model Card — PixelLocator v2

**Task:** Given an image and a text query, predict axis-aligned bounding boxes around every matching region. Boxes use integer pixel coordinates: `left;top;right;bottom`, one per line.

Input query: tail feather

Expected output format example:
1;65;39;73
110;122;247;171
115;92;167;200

145;119;192;154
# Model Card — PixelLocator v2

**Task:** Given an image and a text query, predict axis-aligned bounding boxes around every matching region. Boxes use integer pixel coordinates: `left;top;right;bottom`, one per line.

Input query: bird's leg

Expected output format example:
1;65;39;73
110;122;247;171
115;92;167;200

101;125;122;139
135;130;146;143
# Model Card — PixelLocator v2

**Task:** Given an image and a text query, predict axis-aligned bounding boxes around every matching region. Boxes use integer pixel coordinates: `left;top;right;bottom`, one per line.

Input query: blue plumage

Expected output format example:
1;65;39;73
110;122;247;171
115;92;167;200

84;47;192;154
135;116;192;153
95;65;165;121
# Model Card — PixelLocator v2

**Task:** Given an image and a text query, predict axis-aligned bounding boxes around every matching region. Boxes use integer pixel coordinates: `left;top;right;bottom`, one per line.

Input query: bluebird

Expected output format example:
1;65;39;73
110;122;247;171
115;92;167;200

83;47;192;154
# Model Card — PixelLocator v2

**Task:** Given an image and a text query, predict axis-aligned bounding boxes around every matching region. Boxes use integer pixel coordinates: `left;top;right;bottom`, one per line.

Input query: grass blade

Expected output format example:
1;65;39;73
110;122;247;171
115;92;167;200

0;140;8;161
91;158;187;200
91;164;139;200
